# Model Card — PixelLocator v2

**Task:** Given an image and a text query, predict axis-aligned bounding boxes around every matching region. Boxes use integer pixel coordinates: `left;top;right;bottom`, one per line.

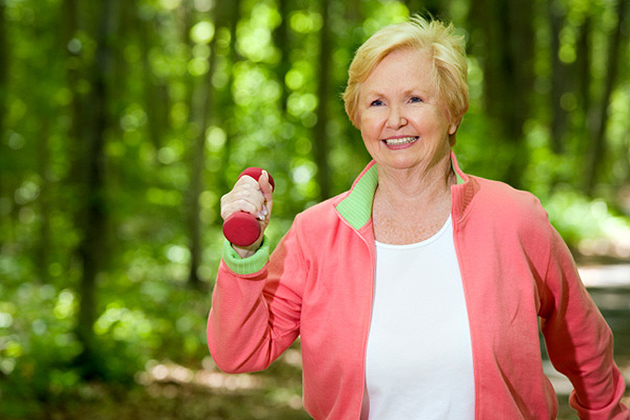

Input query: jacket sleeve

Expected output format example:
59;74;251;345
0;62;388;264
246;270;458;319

539;225;629;419
207;225;305;374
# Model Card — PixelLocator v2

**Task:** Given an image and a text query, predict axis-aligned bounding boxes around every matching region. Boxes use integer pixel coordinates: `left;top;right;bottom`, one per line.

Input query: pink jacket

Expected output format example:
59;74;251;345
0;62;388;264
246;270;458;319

207;154;628;419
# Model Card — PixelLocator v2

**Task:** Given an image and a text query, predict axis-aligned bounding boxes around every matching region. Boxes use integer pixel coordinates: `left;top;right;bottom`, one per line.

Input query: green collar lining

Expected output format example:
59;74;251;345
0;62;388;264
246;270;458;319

335;164;379;230
335;159;465;230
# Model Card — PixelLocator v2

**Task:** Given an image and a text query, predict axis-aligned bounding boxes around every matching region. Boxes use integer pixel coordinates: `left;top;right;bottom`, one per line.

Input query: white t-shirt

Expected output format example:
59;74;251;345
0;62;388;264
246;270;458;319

364;216;475;420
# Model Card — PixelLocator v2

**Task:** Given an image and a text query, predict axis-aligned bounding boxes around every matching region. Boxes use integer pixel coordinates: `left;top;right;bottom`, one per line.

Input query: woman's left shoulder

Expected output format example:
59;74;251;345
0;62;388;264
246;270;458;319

474;176;544;209
471;176;550;227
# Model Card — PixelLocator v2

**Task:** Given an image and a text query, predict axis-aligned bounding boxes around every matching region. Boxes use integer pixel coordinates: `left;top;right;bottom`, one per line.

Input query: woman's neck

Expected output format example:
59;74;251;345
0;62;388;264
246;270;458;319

372;155;456;244
375;155;455;206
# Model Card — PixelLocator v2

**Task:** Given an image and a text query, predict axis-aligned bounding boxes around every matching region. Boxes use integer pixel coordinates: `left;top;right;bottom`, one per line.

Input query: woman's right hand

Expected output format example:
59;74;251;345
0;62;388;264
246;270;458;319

220;170;274;258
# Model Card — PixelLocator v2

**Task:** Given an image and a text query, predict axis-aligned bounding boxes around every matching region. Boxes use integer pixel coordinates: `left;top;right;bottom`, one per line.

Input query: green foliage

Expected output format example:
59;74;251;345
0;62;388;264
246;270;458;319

0;281;82;413
544;188;630;252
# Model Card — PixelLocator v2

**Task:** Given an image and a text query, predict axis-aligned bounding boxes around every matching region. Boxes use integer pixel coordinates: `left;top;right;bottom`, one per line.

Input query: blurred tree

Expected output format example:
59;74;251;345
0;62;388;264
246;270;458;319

35;118;52;285
213;0;241;197
468;0;535;189
584;0;628;195
574;14;592;160
273;0;292;114
186;0;221;288
137;0;168;155
548;0;570;155
313;0;332;200
0;0;6;133
0;0;9;246
73;0;116;379
345;0;361;22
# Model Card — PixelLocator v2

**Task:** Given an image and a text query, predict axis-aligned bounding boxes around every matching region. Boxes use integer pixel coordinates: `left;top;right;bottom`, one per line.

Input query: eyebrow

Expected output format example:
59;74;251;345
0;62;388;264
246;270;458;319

362;88;430;100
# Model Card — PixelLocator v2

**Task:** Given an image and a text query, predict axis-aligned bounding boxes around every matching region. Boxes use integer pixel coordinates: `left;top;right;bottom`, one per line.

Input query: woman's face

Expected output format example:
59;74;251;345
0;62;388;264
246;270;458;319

357;48;459;173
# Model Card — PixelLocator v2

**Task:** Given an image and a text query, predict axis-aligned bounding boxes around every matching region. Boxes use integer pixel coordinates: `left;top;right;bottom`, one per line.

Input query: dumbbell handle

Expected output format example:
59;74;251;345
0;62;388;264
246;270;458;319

222;168;275;247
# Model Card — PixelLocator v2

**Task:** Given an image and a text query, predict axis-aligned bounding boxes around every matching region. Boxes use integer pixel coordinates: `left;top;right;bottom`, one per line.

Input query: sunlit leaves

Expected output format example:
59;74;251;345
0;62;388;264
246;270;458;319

191;21;215;44
159;0;182;11
205;126;227;153
290;159;319;200
95;302;153;341
287;92;318;119
14;177;40;206
53;290;77;321
188;21;216;76
361;0;409;35
120;103;149;133
237;2;281;63
285;68;306;90
149;45;189;79
232;62;282;106
0;283;83;394
289;10;323;33
545;189;630;251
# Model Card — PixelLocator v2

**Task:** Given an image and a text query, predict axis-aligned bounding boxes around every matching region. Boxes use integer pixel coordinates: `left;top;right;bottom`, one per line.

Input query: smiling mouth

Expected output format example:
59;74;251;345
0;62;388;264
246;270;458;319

383;136;419;146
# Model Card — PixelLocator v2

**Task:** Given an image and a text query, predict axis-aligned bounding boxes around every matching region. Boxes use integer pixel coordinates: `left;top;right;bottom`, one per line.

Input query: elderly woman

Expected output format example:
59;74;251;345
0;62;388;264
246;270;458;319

208;15;628;420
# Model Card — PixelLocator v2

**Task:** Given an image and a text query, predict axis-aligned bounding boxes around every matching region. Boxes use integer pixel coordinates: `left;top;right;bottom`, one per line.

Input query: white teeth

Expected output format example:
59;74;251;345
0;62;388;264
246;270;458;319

384;136;418;146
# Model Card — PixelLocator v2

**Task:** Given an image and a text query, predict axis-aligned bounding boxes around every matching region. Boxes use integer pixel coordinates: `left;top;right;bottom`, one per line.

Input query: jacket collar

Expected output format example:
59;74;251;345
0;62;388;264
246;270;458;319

335;151;473;230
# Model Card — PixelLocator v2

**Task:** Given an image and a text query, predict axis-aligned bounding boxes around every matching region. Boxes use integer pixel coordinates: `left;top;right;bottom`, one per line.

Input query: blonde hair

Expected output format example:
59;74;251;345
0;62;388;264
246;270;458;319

343;15;469;127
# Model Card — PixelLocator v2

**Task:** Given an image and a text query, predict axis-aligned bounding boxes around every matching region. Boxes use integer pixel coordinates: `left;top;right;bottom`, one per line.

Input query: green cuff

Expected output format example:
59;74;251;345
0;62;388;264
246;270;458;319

222;236;270;275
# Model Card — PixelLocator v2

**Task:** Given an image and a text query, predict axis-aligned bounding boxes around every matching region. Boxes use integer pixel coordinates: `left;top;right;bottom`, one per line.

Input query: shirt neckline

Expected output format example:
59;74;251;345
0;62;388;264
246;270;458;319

375;215;452;250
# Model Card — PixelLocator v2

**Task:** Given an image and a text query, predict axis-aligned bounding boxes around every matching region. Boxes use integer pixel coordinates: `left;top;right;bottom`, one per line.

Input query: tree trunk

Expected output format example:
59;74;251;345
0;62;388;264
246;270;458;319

63;0;89;188
312;0;332;200
584;0;627;195
215;0;240;197
573;14;592;171
36;121;52;284
74;0;114;378
468;0;534;188
137;0;166;156
0;0;7;131
273;0;291;114
187;0;223;288
0;0;9;244
345;0;362;22
548;1;570;155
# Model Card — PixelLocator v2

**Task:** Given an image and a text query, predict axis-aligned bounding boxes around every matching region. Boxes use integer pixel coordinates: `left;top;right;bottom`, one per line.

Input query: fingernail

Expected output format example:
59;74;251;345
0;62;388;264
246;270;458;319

256;205;268;220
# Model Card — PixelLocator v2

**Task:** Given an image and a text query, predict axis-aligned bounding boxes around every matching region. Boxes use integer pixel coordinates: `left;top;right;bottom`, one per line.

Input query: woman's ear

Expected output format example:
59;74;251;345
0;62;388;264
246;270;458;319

448;116;462;147
448;116;462;136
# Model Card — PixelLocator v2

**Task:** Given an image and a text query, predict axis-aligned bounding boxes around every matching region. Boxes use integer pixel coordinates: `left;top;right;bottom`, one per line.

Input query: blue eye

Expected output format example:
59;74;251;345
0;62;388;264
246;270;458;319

409;96;423;103
370;99;384;107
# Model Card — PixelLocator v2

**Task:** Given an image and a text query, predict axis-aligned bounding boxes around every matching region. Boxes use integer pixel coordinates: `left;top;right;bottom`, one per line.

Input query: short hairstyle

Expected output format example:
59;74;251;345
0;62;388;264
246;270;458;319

343;15;469;127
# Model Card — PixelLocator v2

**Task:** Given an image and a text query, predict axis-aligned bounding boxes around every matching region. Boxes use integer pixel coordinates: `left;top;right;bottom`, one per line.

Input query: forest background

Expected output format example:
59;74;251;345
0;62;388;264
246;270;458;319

1;0;630;418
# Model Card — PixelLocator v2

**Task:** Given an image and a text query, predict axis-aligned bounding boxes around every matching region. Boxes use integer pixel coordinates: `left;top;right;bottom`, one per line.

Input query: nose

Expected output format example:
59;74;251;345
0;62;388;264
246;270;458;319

385;105;407;129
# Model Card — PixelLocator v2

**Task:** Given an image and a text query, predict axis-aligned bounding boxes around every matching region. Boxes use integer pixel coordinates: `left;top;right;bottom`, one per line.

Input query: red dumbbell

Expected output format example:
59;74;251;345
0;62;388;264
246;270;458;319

222;167;275;247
